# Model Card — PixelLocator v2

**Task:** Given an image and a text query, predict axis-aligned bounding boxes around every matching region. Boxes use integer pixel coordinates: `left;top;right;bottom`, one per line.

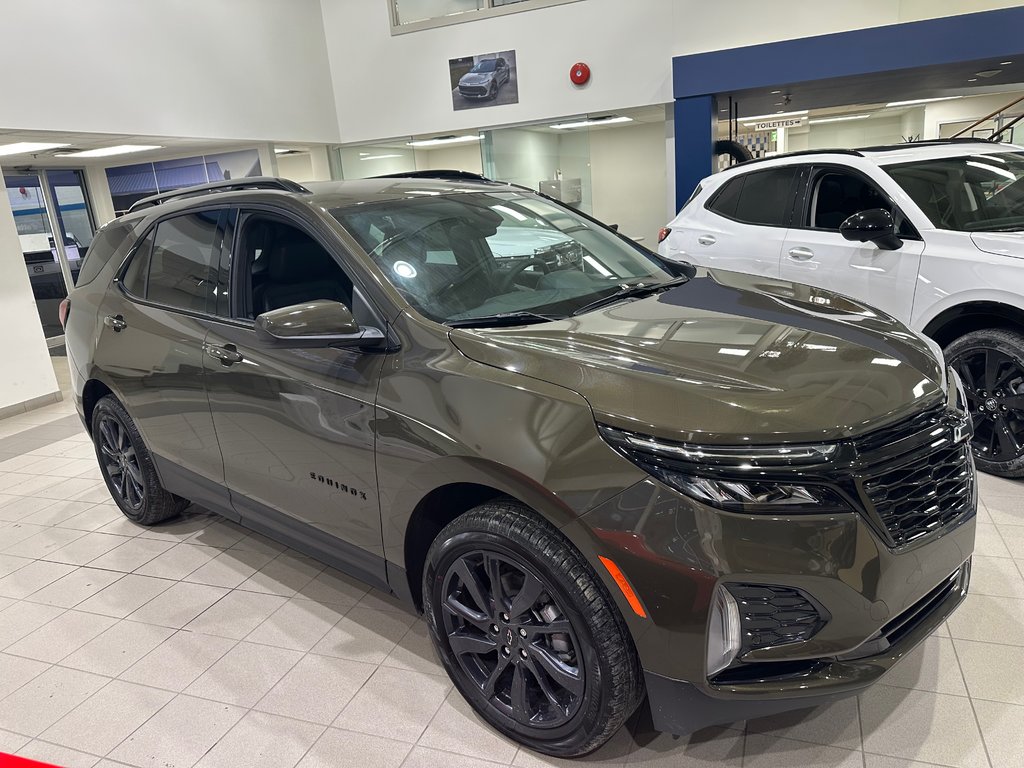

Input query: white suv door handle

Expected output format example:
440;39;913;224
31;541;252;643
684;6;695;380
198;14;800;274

788;247;815;261
697;235;717;246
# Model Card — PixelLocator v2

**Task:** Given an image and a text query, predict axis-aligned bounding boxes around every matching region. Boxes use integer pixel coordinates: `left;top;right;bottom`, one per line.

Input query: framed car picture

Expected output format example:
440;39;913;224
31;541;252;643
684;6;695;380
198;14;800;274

450;50;518;110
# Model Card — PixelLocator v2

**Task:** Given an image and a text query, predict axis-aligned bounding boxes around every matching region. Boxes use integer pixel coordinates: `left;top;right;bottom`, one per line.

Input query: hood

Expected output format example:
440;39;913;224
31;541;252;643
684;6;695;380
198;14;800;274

971;231;1024;259
460;72;493;86
450;269;946;445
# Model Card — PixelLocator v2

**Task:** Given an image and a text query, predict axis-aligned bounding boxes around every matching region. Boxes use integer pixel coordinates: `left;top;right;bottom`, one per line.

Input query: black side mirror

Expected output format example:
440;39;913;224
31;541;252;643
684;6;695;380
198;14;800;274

839;208;903;251
255;300;385;349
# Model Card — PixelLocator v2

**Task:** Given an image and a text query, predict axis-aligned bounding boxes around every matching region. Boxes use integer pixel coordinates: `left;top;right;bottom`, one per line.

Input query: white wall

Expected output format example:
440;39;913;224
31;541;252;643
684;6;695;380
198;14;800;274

320;0;1024;144
0;0;339;143
276;153;317;182
413;143;484;173
0;198;60;411
589;121;668;244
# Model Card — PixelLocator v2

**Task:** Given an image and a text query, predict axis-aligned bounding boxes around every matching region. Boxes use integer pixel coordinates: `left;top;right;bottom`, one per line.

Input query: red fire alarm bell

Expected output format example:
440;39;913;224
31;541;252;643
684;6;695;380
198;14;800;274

570;62;591;86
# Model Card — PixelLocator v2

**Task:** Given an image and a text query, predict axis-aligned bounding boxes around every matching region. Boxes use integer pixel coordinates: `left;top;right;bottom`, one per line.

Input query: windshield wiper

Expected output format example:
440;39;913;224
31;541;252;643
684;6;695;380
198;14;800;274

446;311;561;329
572;277;690;316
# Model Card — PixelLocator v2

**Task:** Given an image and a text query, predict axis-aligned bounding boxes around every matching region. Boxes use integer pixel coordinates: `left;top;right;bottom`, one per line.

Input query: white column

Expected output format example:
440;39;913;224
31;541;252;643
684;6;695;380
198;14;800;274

0;191;60;413
257;143;280;177
308;146;332;181
84;165;116;226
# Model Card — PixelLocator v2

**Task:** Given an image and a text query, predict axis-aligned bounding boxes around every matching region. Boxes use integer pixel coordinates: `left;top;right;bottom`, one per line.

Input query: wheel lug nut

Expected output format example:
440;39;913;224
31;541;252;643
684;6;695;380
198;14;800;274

519;649;528;659
500;613;509;622
501;646;510;657
490;624;499;634
519;628;527;638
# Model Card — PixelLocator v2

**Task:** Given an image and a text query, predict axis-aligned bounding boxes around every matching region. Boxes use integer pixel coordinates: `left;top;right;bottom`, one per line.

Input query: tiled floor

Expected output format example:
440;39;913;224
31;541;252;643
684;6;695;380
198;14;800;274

1;378;1023;767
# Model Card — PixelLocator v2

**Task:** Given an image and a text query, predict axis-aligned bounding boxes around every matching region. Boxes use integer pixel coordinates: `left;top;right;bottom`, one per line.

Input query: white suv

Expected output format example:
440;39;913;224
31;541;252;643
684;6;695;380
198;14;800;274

659;140;1024;477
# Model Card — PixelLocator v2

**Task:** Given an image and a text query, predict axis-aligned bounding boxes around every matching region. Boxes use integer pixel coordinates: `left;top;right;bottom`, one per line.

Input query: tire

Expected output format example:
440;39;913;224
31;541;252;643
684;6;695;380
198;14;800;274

488;81;498;100
423;500;643;757
714;139;752;165
944;328;1024;478
91;395;188;524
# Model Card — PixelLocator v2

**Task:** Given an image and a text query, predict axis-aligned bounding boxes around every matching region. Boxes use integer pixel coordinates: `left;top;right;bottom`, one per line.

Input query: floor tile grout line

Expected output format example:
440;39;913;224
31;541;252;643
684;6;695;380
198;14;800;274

947;628;996;768
855;694;867;768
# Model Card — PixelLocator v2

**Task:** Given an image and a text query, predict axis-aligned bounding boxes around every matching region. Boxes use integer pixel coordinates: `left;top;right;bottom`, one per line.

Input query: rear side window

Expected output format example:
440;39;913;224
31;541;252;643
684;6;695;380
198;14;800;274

76;221;134;286
708;167;798;227
146;211;223;313
120;230;154;298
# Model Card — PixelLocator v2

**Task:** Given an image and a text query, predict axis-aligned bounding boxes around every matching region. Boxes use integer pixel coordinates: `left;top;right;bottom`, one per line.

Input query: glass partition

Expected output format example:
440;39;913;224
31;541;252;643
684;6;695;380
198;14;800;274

335;143;417;179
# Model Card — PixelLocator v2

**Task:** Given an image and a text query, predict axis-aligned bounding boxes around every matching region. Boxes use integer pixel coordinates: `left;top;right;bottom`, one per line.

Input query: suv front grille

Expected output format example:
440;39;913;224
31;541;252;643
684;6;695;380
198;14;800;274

862;442;973;547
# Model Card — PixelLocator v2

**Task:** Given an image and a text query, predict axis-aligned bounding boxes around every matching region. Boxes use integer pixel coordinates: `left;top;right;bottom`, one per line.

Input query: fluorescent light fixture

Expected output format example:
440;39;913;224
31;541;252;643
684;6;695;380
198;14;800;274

549;116;633;130
57;145;162;158
359;153;403;161
717;347;749;357
274;148;292;154
885;96;963;107
739;109;808;122
406;135;482;147
808;114;872;124
0;142;70;156
872;357;901;367
491;204;528;221
966;160;1017;180
1001;61;1013;65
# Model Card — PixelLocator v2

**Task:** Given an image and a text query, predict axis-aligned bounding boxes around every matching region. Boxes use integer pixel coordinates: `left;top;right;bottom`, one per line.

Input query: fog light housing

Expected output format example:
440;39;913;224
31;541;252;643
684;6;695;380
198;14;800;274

707;585;741;676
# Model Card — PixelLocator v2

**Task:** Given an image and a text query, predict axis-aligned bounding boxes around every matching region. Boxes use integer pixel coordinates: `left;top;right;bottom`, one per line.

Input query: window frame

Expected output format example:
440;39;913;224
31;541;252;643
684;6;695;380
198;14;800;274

793;163;922;240
389;0;583;35
114;205;232;319
704;165;804;229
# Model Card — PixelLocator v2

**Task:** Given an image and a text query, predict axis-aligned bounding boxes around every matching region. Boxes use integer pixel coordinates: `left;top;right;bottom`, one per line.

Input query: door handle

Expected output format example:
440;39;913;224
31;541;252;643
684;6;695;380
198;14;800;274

697;235;717;246
204;343;244;366
788;247;815;261
103;314;127;332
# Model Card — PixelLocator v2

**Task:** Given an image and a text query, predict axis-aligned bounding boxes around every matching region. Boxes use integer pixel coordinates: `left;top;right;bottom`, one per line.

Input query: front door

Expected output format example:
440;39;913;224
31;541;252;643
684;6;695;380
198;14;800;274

781;167;923;325
202;208;387;584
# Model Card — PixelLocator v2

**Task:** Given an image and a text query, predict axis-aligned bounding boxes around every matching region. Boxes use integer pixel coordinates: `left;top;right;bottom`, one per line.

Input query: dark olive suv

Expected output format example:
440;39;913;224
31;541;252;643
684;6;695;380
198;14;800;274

64;174;976;757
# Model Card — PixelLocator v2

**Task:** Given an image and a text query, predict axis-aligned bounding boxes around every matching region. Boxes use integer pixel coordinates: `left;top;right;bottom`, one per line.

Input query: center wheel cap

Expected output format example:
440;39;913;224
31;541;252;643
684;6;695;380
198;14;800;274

986;397;1000;412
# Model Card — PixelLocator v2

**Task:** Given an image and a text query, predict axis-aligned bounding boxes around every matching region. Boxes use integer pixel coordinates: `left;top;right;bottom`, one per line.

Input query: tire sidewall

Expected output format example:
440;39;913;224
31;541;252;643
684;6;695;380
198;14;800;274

91;398;154;522
424;528;615;755
945;330;1024;477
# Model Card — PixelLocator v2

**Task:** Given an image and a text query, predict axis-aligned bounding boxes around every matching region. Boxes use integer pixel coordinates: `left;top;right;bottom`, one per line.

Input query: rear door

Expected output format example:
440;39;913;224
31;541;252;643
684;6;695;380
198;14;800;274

780;165;923;324
202;207;388;586
93;208;231;510
671;165;802;277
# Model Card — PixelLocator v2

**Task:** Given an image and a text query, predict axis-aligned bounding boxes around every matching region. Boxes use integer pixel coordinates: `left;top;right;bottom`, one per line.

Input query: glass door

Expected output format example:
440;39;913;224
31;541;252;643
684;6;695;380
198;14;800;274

3;169;95;342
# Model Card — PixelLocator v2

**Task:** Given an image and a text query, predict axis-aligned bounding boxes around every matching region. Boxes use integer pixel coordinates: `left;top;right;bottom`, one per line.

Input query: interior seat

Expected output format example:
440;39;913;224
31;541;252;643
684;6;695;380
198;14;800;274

253;235;352;315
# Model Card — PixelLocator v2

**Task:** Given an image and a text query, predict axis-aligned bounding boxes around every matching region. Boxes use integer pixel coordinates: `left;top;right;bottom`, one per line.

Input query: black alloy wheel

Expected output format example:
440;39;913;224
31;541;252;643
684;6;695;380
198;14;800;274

97;414;145;510
423;501;643;757
440;549;585;729
91;395;188;524
946;329;1024;477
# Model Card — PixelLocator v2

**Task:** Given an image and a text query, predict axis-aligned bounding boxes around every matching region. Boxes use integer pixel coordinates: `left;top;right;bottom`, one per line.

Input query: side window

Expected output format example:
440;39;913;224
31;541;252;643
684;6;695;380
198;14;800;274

77;220;134;286
236;214;353;319
707;167;798;227
146;211;222;313
120;229;154;298
809;170;915;237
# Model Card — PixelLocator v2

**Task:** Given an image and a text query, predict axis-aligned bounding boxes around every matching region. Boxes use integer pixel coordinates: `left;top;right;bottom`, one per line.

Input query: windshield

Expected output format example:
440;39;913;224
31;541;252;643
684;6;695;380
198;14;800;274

884;151;1024;232
471;60;497;73
332;191;678;325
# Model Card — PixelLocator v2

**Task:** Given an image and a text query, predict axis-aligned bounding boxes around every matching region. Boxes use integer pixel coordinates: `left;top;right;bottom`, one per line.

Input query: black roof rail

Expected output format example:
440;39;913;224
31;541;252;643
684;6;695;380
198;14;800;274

373;169;501;183
858;138;1006;152
127;177;311;213
733;148;863;168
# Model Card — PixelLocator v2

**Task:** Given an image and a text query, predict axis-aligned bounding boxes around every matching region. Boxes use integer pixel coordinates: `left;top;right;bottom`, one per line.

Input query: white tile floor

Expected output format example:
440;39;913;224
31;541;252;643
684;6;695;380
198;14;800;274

0;372;1023;767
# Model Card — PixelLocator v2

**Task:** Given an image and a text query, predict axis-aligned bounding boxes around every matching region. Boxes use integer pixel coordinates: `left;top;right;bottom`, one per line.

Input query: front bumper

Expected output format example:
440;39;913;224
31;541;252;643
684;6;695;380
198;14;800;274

458;84;491;98
569;476;976;734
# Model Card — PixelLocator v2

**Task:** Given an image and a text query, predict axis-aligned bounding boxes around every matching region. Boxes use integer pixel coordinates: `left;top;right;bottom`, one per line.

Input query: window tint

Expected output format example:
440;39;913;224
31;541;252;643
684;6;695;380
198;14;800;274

77;220;134;286
708;168;797;226
120;230;154;298
146;211;222;313
810;170;915;237
238;214;353;319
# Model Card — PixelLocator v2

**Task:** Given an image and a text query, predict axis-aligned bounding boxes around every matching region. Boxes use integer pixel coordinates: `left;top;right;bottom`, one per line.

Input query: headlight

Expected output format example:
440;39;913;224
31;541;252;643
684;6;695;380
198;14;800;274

598;424;852;514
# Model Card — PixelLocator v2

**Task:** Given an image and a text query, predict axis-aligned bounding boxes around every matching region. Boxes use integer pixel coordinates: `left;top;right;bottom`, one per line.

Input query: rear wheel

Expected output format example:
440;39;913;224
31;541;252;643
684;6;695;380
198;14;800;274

423;501;643;757
945;328;1024;478
91;396;188;524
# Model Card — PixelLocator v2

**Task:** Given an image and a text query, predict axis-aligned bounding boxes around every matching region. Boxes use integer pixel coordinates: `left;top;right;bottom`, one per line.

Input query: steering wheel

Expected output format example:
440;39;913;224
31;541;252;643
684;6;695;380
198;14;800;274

498;258;550;292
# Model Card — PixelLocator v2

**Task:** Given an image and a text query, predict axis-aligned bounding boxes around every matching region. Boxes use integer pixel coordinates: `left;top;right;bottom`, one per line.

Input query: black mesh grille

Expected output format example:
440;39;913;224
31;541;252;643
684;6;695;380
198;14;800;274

727;584;828;652
862;442;973;547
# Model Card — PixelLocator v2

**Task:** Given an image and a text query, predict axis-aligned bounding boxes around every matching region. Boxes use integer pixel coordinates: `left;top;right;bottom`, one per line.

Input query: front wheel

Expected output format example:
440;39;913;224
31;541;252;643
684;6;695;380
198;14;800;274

91;396;188;524
945;328;1024;477
423;501;643;757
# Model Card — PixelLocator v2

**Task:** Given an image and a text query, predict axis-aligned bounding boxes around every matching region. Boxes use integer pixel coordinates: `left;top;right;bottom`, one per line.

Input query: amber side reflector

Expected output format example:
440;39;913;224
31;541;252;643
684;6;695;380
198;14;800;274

598;556;648;618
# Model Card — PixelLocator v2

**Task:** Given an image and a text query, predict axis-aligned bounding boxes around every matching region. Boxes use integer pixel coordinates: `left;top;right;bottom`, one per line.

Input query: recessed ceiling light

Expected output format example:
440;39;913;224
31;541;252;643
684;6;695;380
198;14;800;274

0;142;70;157
359;154;403;161
740;109;808;121
809;114;872;124
885;96;963;107
406;135;482;147
56;145;162;158
549;116;633;130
